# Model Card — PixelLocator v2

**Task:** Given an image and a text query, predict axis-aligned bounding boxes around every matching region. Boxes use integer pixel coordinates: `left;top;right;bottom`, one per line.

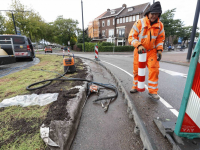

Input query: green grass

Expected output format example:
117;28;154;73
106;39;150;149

0;54;83;149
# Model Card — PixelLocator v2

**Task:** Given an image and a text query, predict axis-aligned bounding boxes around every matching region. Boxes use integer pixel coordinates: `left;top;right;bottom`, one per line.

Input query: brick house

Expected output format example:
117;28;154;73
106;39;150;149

88;2;150;46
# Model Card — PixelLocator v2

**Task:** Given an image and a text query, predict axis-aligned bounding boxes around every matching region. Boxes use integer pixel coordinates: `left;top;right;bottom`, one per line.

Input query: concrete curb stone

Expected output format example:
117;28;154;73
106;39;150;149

47;65;93;150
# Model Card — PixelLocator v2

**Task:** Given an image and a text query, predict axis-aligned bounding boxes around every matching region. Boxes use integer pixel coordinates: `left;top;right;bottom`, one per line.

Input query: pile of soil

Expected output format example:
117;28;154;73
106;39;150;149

33;58;89;126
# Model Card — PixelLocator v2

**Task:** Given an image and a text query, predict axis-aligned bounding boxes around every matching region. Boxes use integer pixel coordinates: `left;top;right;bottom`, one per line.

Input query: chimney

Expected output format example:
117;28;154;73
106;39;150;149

122;4;127;8
107;9;110;11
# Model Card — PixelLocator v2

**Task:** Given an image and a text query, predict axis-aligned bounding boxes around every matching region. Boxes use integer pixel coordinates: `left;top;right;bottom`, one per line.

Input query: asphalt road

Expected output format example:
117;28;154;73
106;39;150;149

70;52;189;150
0;58;39;78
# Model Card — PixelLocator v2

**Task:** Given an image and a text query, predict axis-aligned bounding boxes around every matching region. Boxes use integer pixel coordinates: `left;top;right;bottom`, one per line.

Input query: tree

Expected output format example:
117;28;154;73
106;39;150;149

52;16;79;46
160;8;184;47
0;12;5;34
181;26;199;46
77;32;91;43
5;0;48;42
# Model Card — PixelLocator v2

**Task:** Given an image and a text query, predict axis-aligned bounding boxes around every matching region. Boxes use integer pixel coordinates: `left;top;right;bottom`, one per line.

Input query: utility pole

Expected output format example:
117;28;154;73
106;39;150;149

11;12;17;34
81;0;85;52
0;10;30;35
186;0;200;61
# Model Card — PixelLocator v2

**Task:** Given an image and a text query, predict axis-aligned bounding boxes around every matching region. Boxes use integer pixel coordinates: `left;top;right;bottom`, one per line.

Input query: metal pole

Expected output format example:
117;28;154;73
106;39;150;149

11;12;17;34
187;0;200;61
81;0;85;52
153;0;155;3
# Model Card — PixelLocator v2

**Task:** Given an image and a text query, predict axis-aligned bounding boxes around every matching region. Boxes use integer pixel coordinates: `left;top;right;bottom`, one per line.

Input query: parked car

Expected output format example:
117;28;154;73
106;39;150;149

45;46;52;53
0;35;35;61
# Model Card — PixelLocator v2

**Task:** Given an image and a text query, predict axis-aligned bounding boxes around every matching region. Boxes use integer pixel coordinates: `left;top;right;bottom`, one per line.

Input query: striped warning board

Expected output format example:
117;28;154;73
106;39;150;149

175;37;200;139
180;56;200;133
94;45;99;60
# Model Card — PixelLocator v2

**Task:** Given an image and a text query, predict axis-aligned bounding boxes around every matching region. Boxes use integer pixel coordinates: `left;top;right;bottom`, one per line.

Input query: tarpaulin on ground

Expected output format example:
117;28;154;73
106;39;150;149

0;93;59;108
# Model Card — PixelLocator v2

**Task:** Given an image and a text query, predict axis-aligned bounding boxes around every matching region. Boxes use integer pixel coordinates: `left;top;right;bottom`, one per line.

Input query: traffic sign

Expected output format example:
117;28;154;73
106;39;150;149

175;35;200;139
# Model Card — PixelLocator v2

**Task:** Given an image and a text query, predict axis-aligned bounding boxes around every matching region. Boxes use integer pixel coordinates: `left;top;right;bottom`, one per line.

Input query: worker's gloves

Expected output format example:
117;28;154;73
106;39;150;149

138;45;146;54
157;50;162;61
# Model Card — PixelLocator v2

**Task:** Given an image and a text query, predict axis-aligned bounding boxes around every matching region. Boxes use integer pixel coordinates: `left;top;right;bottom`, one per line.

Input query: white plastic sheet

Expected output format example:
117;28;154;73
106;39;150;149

0;93;59;108
40;124;59;147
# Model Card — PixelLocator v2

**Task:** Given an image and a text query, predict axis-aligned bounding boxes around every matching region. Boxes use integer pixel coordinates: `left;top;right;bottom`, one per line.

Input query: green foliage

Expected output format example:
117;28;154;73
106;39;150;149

0;12;5;34
82;42;96;52
173;38;178;45
160;8;184;38
101;42;114;46
77;43;82;49
77;32;92;43
82;42;134;52
181;26;199;43
52;16;79;46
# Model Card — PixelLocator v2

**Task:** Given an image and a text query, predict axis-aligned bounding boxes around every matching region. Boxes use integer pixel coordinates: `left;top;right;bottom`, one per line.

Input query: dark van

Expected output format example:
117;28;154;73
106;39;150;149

0;35;35;61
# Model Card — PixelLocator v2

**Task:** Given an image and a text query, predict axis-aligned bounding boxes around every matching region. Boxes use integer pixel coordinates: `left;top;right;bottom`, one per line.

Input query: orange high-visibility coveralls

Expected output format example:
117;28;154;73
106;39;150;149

128;16;165;94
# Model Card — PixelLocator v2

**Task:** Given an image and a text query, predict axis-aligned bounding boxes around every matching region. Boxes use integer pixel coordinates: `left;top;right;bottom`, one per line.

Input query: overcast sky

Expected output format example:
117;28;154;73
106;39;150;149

0;0;199;29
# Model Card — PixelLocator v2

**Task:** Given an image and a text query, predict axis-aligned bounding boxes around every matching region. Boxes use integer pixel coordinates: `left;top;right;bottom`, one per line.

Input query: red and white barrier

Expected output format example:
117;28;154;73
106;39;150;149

68;47;70;53
63;49;65;58
137;52;147;92
95;45;99;60
180;56;200;133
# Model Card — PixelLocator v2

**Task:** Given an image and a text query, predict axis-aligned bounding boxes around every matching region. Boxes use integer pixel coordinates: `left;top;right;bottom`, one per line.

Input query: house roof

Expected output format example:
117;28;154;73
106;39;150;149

94;11;107;20
100;7;125;19
116;2;150;18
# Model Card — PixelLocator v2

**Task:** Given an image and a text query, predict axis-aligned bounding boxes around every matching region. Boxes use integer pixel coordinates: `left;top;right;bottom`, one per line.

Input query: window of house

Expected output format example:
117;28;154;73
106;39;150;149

129;16;132;22
123;17;125;23
109;29;114;37
126;17;129;22
128;8;133;12
120;18;122;23
102;21;105;27
102;30;105;36
136;15;139;21
117;29;118;34
111;10;115;14
113;18;115;25
107;20;110;26
117;19;119;24
119;28;125;37
133;16;135;21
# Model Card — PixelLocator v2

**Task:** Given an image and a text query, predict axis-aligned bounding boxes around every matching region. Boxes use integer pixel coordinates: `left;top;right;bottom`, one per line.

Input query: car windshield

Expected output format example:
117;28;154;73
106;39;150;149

0;36;25;44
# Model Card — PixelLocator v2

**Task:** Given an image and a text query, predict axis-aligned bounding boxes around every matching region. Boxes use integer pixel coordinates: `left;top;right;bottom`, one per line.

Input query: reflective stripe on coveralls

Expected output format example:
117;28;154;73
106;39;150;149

128;16;165;94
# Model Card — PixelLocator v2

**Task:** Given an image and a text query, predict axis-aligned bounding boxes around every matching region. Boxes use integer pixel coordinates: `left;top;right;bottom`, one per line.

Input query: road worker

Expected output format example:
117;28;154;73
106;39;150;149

128;1;165;100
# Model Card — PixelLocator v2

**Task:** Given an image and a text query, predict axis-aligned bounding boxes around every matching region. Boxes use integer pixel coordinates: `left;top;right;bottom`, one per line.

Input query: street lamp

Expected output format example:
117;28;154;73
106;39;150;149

81;0;85;52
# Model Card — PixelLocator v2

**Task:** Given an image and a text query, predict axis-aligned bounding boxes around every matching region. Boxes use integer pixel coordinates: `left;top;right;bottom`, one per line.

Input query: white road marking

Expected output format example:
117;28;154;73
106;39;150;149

159;68;187;78
102;60;179;117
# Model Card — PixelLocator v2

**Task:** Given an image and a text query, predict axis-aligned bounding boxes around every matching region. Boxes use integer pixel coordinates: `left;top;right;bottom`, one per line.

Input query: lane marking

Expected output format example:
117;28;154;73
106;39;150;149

159;68;187;78
102;60;179;117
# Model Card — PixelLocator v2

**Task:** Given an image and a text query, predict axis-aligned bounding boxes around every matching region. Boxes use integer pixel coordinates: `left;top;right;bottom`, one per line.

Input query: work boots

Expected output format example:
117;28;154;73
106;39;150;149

148;93;160;100
130;88;138;93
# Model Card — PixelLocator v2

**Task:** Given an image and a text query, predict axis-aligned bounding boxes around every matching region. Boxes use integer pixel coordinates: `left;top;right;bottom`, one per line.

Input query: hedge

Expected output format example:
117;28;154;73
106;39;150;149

101;42;114;46
77;43;82;49
79;42;135;52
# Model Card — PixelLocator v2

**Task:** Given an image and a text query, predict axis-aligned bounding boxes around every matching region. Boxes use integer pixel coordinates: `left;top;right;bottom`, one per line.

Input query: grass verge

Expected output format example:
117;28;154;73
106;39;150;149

0;54;85;149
